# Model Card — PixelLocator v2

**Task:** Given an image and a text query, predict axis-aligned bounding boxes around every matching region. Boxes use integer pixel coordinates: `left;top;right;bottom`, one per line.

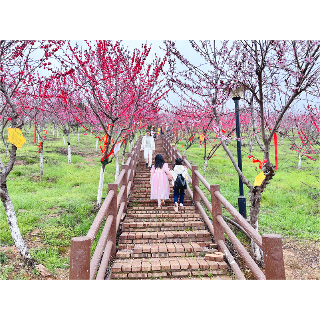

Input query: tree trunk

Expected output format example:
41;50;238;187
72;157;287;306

114;152;120;181
203;157;208;172
40;141;44;177
57;128;59;138
67;132;71;164
62;134;65;145
183;149;187;155
298;153;302;169
0;184;34;264
97;164;105;206
122;139;129;165
249;188;264;263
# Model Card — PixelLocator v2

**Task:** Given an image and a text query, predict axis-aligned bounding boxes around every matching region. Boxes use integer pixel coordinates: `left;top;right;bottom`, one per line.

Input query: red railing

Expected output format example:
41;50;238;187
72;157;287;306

163;135;286;280
69;136;142;280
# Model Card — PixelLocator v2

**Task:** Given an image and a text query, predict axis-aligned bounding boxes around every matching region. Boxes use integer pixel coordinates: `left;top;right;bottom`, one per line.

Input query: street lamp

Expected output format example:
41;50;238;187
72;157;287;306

231;85;247;218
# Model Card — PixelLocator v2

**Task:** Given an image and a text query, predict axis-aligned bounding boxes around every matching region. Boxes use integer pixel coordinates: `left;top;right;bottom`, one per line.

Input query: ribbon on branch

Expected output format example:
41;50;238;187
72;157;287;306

34;122;37;144
248;155;267;169
274;132;278;170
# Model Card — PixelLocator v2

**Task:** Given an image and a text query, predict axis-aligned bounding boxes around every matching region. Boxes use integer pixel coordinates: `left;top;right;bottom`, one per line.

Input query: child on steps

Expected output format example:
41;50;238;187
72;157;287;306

150;154;171;209
170;158;188;212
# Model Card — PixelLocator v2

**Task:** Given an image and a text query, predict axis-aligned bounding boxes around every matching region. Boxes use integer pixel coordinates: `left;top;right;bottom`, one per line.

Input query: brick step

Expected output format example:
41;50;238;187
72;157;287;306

129;199;193;205
126;209;197;215
131;186;180;190
129;198;192;202
122;226;206;233
119;231;212;245
127;209;195;214
130;194;182;199
119;237;212;245
124;213;201;220
116;242;218;257
122;221;206;231
111;257;229;279
122;220;204;227
124;217;201;223
128;206;196;212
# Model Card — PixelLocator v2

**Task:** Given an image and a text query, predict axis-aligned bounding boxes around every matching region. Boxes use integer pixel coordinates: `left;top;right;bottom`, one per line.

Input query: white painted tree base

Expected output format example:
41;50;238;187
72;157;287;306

114;152;120;181
68;145;71;164
97;165;105;206
40;152;44;176
3;193;32;260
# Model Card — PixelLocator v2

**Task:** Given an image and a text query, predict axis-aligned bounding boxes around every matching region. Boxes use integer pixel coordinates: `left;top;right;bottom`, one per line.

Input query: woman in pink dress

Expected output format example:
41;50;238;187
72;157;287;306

150;154;171;209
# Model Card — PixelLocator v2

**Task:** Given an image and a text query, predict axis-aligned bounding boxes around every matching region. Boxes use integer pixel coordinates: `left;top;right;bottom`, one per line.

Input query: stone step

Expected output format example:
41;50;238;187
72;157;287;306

116;242;218;257
111;257;229;279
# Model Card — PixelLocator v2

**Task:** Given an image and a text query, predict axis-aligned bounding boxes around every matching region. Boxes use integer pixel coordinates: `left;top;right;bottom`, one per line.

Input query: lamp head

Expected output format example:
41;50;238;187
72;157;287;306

231;85;246;100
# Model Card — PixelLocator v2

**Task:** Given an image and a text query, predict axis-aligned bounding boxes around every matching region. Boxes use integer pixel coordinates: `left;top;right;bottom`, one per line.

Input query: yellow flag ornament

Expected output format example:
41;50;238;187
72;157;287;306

254;171;265;187
8;128;26;148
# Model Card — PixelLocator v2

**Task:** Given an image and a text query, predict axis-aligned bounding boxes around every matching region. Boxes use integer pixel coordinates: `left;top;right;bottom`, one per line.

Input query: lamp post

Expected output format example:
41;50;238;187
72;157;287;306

231;86;246;218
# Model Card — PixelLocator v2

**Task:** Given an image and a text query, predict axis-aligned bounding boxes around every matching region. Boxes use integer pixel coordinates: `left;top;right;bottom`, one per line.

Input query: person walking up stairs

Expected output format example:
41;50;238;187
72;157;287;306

111;138;231;279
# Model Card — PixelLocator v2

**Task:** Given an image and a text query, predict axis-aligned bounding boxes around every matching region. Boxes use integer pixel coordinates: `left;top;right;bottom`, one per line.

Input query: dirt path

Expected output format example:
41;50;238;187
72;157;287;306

282;238;319;280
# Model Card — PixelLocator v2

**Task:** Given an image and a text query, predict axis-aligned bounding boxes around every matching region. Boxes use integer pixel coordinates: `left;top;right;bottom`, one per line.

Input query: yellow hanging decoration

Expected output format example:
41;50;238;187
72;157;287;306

254;171;265;187
8;128;26;148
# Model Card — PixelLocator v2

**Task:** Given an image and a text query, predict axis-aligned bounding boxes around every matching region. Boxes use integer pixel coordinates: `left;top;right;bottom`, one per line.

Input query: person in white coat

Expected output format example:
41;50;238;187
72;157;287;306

141;130;155;168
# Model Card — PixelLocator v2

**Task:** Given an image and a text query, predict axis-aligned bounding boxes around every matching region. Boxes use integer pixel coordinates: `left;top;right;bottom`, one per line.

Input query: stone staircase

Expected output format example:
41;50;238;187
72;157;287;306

111;138;231;279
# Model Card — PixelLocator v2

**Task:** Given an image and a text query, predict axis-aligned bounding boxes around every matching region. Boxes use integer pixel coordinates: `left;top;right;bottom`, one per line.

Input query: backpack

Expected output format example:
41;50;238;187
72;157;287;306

174;174;187;189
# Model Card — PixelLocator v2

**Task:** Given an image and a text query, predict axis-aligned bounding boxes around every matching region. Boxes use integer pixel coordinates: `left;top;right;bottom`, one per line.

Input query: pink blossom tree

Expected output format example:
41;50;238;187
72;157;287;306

63;40;168;205
165;40;320;262
0;40;65;263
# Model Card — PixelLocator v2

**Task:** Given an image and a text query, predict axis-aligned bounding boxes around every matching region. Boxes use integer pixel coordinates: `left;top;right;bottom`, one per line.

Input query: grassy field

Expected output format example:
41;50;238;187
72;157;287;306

0;126;132;279
0;127;319;279
177;135;319;241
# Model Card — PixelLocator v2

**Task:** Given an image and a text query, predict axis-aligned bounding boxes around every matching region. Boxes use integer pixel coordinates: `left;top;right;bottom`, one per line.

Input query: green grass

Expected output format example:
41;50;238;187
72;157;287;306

176;135;319;241
0;126;134;276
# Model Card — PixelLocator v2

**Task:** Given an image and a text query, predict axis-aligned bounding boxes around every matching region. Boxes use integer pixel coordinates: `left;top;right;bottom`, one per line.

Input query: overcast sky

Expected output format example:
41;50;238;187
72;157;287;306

41;40;308;113
66;40;235;109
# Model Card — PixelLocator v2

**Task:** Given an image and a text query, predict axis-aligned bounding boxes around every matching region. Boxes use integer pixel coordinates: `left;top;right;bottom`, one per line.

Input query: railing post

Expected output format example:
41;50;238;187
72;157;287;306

182;155;187;163
121;164;128;214
69;236;91;280
192;165;200;214
210;184;225;248
262;234;286;280
107;183;118;258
